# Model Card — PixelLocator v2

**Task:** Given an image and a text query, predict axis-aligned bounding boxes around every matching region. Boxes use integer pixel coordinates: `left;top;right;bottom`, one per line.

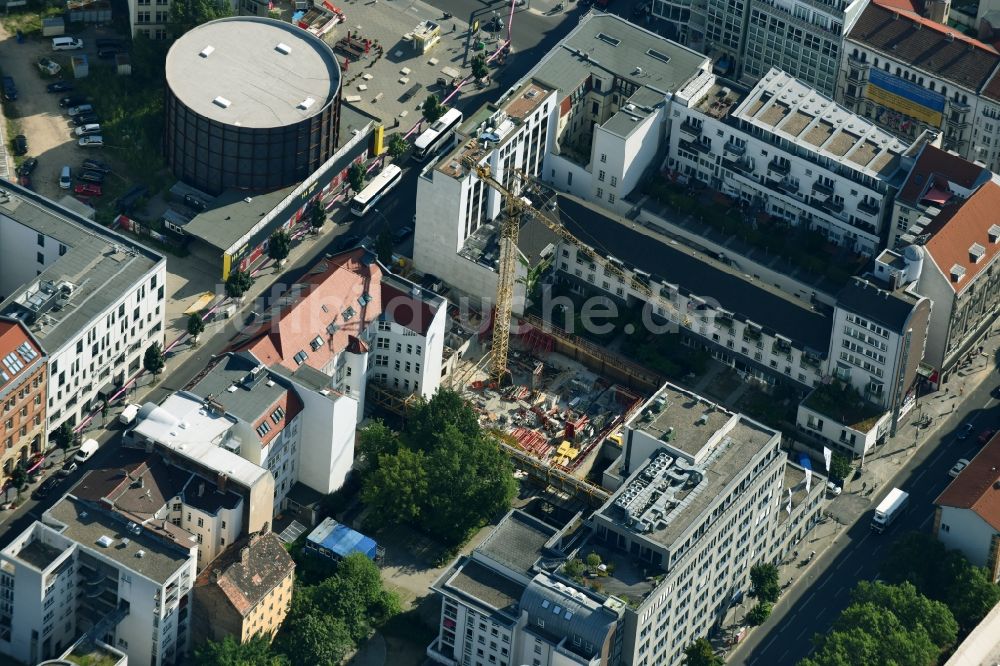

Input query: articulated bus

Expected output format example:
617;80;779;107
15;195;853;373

413;108;464;161
350;164;403;217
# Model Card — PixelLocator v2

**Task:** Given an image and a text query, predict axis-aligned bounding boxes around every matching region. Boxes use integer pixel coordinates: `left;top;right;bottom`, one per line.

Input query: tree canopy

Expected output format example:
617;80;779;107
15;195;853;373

169;0;232;35
267;229;291;264
422;94;445;123
194;635;285;666
143;342;165;377
348;163;366;192
471;53;489;80
187;313;205;339
682;637;723;666
359;390;517;547
275;613;351;666
750;563;780;604
388;133;408;159
225;269;254;299
828;453;852;482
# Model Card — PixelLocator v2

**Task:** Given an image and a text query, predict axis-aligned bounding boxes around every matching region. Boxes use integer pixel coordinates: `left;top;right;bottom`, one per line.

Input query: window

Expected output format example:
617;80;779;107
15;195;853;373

598;170;605;182
197;517;204;527
608;194;615;204
600;153;607;163
610;176;617;186
597;187;603;198
37;252;44;264
37;233;45;247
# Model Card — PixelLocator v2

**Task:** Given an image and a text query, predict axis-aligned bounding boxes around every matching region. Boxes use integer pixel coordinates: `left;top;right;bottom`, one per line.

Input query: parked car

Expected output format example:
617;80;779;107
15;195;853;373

2;76;17;101
392;225;414;243
78;135;103;147
52;36;84;51
74;183;102;196
81;158;111;174
949;458;971;478
46;80;73;93
96;37;124;49
116;184;148;214
33;477;60;500
97;48;121;59
74;438;99;463
74;123;101;137
67;104;94;117
37;57;61;76
59;166;72;189
77;170;104;184
958;423;975;440
59;94;87;107
57;462;78;477
17;157;37;177
333;233;362;252
12;134;27;156
72;113;100;127
826;481;842;497
978;428;997;445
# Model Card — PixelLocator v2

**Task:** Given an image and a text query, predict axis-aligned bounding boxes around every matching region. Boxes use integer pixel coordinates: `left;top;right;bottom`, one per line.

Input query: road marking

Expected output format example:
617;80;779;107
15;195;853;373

760;635;779;654
834;558;845;570
803;592;816;606
795;626;809;641
779;650;790;663
854;564;864;576
817;578;829;590
920;513;932;528
914;468;927;482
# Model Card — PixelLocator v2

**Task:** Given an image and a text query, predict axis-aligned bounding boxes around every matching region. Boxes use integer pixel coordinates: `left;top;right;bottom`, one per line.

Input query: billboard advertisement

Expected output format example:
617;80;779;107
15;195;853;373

865;68;946;126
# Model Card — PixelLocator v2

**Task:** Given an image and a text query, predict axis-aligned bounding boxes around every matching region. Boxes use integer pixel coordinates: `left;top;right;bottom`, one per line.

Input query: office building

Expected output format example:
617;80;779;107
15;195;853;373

0;317;45;479
0;495;198;666
191;530;294;645
934;431;1000;582
0;183;166;435
668;68;910;255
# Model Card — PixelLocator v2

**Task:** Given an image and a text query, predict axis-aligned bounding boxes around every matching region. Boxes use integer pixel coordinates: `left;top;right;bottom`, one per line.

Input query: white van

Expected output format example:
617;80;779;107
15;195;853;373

74;438;99;463
59;166;71;189
119;403;140;425
52;37;84;51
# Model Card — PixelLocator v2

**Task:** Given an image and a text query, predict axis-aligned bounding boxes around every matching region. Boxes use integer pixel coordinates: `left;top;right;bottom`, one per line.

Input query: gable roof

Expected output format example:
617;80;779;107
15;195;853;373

923;181;1000;293
848;1;1000;92
936;432;1000;531
897;145;990;206
229;248;383;372
195;531;295;616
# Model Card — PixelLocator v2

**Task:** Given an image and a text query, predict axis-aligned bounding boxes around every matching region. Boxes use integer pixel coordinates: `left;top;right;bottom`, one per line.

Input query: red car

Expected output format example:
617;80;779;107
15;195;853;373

978;429;997;445
74;182;102;196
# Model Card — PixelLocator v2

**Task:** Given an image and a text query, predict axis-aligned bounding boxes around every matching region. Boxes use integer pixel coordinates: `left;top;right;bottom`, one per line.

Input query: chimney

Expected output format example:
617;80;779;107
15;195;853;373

217;472;228;493
241;547;250;565
261;521;270;534
210;568;221;583
198;482;205;498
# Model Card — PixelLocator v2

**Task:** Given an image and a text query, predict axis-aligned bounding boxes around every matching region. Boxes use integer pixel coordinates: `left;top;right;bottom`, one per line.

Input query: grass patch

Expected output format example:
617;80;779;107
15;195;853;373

381;606;437;644
0;4;64;36
802;381;883;431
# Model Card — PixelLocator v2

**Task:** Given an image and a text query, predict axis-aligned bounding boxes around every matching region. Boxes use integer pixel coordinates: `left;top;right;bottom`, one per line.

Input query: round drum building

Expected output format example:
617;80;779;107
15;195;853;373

164;17;341;196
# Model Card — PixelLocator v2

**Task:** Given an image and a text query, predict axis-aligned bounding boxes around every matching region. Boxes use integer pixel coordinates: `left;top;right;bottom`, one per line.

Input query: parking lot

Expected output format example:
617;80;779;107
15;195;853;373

0;21;128;202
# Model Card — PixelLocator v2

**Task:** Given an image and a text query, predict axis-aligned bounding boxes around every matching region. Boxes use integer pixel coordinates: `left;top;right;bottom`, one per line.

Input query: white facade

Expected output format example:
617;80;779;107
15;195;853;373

0;185;167;436
282;375;357;496
0;500;198;666
668;68;907;255
127;0;170;40
936;505;998;572
795;399;890;457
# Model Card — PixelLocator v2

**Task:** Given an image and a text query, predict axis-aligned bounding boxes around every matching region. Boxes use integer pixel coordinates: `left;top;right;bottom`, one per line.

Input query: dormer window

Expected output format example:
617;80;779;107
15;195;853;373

989;224;1000;243
950;264;966;282
970;243;986;263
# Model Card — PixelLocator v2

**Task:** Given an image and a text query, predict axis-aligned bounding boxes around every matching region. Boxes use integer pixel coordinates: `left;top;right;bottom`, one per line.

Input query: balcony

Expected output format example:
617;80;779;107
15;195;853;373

723;157;753;175
767;159;790;176
847;55;869;68
680;119;702;137
812;180;834;196
723;141;746;156
856;200;879;216
820;198;844;214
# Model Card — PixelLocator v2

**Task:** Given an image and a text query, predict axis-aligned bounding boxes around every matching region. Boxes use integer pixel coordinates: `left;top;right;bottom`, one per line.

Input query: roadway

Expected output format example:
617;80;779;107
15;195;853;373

731;375;1000;665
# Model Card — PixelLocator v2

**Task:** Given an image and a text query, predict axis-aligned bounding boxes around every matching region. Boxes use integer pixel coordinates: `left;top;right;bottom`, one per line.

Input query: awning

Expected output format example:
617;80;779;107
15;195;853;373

184;292;215;315
97;382;117;400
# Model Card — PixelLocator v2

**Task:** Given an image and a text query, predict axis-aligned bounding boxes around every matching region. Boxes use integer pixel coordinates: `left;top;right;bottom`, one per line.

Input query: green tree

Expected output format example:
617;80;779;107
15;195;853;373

746;602;772;626
362;448;428;527
357;420;402;469
682;638;723;666
348;163;366;192
52;422;76;457
850;581;957;650
143;342;165;378
100;401;109;426
828;453;852;482
8;462;27;500
585;552;602;569
804;603;940;666
518;255;553;302
943;560;1000;632
169;0;232;35
375;228;394;265
312;553;401;643
422;94;445;123
750;562;780;604
225;269;254;300
275;612;351;666
267;229;291;265
471;53;489;80
194;634;285;666
387;133;408;159
309;204;325;233
187;313;205;343
406;389;481;452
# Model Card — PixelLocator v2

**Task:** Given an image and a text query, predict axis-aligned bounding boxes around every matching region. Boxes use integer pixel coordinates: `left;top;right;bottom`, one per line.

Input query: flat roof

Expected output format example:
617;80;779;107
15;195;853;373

189;352;292;430
0;183;163;354
529;13;707;97
45;497;192;584
553;196;832;353
165;16;340;128
475;510;556;576
732;69;906;181
633;385;734;459
446;558;525;612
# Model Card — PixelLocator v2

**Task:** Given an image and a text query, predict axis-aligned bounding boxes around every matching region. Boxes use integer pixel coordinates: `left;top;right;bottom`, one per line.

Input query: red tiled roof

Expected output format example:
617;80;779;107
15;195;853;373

230;248;383;372
194;531;294;616
253;390;303;447
936;431;1000;531
897;145;988;205
0;318;43;389
923;181;1000;293
850;2;999;91
382;281;436;336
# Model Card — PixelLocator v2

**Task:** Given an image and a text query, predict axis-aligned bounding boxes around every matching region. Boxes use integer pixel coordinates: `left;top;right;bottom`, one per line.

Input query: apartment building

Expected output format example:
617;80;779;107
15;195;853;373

889;144;991;250
934;432;1000;582
668;68;910;255
127;0;170;40
590;384;826;664
428;509;626;666
0;183;167;435
0;317;45;480
230;248;447;416
551;195;832;391
191;530;294;645
0;495;198;666
651;0;748;66
839;0;1000;169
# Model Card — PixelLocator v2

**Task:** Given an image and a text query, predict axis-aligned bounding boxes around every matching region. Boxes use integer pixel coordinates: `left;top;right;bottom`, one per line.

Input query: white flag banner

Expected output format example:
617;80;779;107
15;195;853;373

786;488;793;515
805;468;813;493
823;447;832;473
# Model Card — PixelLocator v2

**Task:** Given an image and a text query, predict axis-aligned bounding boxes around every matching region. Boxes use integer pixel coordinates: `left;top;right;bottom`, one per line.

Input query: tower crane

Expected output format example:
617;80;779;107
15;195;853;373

463;158;688;386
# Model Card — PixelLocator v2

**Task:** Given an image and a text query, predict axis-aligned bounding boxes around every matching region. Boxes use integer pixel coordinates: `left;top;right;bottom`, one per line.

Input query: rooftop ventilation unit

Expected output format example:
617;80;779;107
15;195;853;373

96;535;113;548
200;46;214;58
275;42;292;55
298;97;315;110
213;96;231;109
136;550;145;558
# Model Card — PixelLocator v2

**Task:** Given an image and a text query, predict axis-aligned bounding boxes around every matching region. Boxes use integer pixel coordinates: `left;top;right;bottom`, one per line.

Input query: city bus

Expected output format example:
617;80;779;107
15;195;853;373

413;108;464;161
350;164;403;217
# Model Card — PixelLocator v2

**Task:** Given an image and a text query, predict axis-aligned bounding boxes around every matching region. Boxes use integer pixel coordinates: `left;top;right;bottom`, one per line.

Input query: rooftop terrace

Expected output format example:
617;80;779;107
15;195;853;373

801;382;884;431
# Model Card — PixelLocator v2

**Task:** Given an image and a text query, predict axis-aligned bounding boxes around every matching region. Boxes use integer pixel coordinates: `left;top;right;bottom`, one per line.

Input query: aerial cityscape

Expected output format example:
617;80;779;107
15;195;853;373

0;0;998;664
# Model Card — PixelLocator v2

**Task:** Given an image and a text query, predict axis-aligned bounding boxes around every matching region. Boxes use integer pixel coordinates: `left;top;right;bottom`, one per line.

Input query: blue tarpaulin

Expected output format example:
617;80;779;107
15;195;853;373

305;517;378;561
798;454;812;470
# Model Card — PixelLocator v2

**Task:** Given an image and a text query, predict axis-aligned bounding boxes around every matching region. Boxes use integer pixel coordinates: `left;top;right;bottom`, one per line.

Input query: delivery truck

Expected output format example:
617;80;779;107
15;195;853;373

871;487;909;533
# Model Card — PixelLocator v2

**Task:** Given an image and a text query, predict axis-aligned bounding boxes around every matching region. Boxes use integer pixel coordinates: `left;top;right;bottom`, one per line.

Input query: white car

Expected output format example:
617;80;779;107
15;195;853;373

949;458;971;478
74;123;100;137
78;135;104;147
826;481;842;497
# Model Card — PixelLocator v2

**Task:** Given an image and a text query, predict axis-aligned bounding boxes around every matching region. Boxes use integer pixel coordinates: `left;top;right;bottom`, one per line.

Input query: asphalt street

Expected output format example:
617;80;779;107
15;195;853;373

732;376;1000;665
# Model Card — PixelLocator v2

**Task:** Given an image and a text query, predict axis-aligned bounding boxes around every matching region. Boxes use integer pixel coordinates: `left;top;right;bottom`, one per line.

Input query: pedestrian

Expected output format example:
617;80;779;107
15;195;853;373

862;481;866;491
